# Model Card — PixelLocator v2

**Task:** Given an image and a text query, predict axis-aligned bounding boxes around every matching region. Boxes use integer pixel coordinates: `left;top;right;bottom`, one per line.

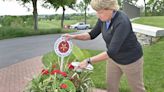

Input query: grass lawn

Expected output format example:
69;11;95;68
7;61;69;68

38;19;97;29
133;16;164;28
0;27;75;40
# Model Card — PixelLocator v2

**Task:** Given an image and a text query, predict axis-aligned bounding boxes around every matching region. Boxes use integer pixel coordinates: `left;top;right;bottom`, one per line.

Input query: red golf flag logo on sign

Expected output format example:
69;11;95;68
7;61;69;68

58;41;69;53
54;37;73;57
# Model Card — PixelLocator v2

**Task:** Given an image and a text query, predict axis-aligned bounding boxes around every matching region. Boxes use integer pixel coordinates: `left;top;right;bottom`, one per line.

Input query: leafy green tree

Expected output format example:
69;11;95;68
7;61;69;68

123;0;138;5
16;0;38;31
143;0;147;16
43;0;76;29
146;0;164;16
83;0;91;24
75;0;91;24
76;1;85;20
118;0;123;9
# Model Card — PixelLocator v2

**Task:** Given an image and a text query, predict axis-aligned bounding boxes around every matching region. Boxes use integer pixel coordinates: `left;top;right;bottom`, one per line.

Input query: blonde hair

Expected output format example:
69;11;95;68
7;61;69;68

90;0;119;11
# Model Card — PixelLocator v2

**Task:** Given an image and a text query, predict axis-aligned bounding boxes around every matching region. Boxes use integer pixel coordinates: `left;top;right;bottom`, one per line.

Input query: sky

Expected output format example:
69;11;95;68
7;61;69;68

0;0;146;16
0;0;96;16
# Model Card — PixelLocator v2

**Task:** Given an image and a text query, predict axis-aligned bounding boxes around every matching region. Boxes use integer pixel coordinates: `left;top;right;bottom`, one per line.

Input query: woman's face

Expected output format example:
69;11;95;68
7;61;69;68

96;9;113;22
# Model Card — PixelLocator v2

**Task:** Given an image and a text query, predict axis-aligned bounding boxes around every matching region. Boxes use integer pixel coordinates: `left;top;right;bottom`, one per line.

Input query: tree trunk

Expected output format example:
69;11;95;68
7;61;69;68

152;0;159;16
84;3;87;24
61;6;65;29
144;0;147;16
32;0;38;31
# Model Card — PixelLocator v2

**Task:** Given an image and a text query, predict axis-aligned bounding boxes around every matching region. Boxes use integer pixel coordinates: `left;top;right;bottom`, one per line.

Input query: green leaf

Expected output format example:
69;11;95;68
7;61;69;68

72;45;86;61
61;79;76;92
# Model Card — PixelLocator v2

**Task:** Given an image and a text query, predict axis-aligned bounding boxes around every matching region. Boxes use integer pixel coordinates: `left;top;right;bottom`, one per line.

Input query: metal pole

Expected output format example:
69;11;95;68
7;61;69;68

60;56;64;71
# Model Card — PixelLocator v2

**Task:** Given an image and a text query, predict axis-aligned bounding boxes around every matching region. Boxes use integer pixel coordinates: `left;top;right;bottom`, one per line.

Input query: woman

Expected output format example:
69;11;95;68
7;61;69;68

64;0;145;92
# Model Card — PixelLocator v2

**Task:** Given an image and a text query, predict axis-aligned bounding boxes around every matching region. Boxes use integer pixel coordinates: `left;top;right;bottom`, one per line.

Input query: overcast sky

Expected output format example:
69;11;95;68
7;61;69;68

0;0;145;16
0;0;96;16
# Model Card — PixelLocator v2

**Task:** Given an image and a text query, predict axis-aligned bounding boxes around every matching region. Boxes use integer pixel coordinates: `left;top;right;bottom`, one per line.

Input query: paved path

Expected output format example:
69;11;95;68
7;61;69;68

0;56;43;92
0;56;107;92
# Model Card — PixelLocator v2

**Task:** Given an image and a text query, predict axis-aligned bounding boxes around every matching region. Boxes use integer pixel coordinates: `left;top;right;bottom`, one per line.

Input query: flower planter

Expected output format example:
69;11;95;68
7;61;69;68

24;62;94;92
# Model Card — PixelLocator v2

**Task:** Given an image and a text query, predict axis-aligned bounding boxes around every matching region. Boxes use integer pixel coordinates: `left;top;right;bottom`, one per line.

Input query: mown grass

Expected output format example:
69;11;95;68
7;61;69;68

133;16;164;28
38;18;97;29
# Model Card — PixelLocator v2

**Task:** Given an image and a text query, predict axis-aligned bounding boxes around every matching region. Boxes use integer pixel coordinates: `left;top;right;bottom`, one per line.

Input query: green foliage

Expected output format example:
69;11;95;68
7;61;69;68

17;0;38;31
72;45;90;61
25;46;94;92
0;14;97;40
18;0;31;3
124;0;138;5
43;48;102;89
42;45;91;68
43;0;76;28
74;0;91;13
0;27;74;40
43;0;76;9
24;67;76;92
42;52;60;68
61;80;76;92
145;0;164;16
0;16;33;27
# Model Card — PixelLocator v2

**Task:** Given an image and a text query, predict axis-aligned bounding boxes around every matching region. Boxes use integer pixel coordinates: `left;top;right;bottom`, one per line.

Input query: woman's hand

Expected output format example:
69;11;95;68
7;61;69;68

63;34;75;41
76;59;88;70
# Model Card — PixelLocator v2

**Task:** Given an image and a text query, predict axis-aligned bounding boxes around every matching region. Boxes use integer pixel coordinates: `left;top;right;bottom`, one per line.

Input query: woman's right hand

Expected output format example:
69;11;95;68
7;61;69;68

63;34;75;41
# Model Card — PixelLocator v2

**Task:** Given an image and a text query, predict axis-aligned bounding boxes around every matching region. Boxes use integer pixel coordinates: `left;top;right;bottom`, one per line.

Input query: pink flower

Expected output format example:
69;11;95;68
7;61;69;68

60;83;68;89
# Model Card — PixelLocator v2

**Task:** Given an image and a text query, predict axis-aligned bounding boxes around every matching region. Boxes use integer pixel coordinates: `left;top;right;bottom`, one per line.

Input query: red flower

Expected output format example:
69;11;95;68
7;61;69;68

68;64;74;70
60;83;68;89
51;70;61;75
60;72;67;77
41;69;49;75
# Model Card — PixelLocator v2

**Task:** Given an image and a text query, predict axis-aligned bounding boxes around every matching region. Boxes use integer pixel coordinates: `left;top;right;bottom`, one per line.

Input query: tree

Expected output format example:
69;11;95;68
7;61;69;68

16;0;38;31
118;0;123;9
146;0;164;16
143;0;147;16
83;0;91;24
43;0;76;29
124;0;138;5
75;0;91;24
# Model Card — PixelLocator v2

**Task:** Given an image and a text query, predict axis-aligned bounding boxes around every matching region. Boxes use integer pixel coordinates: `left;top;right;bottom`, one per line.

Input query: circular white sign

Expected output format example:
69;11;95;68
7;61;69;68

54;37;73;57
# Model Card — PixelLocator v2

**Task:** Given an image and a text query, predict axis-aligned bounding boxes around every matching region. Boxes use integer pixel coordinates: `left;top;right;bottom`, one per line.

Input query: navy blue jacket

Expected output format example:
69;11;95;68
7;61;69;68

89;11;143;65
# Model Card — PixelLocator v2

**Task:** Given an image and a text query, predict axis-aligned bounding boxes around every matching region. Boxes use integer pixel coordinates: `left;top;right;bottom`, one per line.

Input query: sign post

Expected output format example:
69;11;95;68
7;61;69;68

54;36;73;71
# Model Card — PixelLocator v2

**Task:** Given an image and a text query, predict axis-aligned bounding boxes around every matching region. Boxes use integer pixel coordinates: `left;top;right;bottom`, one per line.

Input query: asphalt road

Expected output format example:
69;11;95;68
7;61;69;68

0;30;106;69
